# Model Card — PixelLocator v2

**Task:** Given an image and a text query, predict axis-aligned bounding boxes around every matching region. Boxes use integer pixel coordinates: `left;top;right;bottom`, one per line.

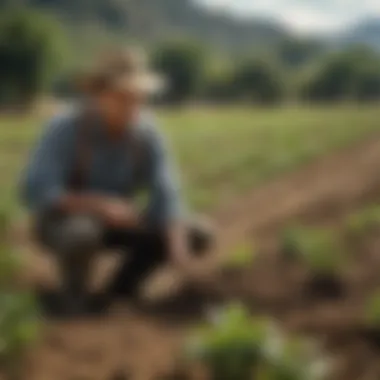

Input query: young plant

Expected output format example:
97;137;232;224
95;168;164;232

281;226;344;276
364;290;380;327
184;303;267;380
222;241;256;273
0;208;21;287
259;325;329;380
0;292;40;376
345;205;380;238
359;291;380;349
184;304;329;380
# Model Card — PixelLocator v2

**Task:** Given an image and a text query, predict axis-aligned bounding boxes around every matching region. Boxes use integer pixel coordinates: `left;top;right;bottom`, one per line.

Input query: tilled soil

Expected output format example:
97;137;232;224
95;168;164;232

12;135;380;380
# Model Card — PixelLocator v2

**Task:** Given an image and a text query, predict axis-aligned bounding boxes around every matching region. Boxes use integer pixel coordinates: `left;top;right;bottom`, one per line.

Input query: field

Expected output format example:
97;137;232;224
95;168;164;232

3;105;380;380
2;105;380;212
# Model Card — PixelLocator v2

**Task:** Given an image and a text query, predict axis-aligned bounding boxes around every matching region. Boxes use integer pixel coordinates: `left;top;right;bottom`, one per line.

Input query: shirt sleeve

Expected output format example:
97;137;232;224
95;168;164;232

143;122;187;227
20;114;76;212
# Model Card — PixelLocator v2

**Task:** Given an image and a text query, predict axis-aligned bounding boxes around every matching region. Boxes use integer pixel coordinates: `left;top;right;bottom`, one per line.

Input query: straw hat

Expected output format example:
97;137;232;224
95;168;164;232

80;47;165;96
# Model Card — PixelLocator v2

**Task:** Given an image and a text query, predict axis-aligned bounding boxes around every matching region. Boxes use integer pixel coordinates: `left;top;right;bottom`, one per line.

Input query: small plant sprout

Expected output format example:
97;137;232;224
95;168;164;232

0;245;22;287
365;290;380;327
281;226;344;275
223;241;255;271
185;304;330;380
260;327;330;380
0;207;22;287
345;206;380;238
184;303;267;380
0;205;11;242
0;292;40;376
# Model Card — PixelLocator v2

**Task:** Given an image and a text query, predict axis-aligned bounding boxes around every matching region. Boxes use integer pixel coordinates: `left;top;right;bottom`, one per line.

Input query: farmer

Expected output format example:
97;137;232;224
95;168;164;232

20;48;214;314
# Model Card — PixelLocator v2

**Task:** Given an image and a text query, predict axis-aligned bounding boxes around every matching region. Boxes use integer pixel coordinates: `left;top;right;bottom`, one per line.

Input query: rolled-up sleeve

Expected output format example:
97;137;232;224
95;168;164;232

20;115;75;212
143;124;186;227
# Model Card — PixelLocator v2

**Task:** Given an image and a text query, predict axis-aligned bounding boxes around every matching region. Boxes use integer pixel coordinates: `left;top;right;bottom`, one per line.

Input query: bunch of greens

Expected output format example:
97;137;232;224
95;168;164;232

184;304;329;380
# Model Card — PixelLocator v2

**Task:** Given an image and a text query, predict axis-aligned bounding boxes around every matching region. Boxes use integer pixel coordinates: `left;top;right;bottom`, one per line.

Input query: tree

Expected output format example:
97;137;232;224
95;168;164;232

152;41;206;104
0;9;66;108
232;60;284;105
277;38;324;68
301;47;380;102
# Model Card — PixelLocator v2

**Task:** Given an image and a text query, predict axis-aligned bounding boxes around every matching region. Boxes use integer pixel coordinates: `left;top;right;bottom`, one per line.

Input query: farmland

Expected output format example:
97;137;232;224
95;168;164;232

2;105;380;212
3;105;380;379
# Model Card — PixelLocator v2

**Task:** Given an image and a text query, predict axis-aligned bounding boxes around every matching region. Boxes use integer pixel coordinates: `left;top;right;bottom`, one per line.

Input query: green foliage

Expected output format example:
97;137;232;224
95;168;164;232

281;227;344;274
185;304;269;380
0;206;20;286
152;41;206;104
0;8;66;107
233;60;284;105
0;208;39;373
185;304;328;380
0;292;40;369
258;326;329;380
365;290;380;326
302;48;380;102
223;242;256;271
345;205;380;237
277;38;325;69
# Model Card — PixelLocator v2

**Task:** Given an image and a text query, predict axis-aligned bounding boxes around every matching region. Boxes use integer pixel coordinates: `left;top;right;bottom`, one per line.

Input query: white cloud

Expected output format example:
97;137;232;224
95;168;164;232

197;0;380;34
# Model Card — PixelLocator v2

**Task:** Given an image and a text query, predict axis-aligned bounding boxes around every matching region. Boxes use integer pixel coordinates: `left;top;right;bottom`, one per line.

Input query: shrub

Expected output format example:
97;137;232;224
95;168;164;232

0;9;66;108
152;41;206;104
232;60;284;105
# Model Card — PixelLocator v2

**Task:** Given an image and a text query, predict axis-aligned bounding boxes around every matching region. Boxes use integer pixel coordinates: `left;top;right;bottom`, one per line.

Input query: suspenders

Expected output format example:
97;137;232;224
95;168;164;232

68;109;146;192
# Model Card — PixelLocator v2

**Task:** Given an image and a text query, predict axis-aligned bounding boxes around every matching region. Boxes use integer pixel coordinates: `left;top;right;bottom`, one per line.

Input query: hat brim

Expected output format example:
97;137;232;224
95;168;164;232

112;72;167;96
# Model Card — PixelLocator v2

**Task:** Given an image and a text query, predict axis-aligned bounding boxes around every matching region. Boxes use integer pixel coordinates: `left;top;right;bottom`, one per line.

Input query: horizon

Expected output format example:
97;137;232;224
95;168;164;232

196;0;380;36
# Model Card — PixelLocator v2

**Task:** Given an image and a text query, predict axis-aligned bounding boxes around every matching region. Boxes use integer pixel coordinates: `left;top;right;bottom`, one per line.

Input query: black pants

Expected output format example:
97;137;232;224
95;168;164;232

36;212;213;299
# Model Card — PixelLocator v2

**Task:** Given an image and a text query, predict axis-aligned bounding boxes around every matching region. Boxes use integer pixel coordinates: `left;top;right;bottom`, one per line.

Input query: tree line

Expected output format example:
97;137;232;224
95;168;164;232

1;9;380;108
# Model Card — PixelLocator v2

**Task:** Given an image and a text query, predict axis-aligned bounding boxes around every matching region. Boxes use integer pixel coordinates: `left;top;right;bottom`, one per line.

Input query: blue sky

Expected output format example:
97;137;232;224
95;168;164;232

197;0;380;35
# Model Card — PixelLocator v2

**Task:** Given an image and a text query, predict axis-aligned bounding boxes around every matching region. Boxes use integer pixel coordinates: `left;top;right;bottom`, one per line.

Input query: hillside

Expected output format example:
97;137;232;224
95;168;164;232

340;18;380;51
0;0;288;53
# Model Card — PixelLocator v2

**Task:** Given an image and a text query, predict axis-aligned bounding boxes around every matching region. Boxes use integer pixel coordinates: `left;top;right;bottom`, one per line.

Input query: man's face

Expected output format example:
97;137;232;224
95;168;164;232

96;89;145;127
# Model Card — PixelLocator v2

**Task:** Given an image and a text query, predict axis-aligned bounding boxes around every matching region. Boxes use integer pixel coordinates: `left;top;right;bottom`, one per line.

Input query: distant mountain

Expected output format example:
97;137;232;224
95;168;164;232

339;18;380;51
0;0;289;53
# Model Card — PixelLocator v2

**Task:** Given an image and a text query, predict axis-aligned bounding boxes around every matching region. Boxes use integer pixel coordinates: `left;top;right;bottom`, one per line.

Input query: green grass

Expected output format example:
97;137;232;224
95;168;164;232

2;105;380;212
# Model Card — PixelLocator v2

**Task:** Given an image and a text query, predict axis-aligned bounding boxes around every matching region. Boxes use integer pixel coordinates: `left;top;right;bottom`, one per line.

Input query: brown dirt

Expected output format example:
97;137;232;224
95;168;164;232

11;135;380;380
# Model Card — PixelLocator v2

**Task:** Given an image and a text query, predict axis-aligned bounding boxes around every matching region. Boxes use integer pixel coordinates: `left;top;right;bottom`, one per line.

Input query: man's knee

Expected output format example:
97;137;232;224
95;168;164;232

39;213;103;256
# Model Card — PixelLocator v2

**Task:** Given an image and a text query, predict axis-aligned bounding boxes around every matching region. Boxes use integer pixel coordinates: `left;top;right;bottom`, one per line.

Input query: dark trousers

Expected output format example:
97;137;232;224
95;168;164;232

35;212;213;301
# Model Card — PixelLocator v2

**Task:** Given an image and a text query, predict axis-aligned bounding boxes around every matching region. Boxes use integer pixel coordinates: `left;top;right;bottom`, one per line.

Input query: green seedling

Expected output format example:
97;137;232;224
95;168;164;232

364;290;380;327
223;241;256;271
281;226;344;275
184;304;329;380
345;205;380;238
185;303;267;380
0;205;11;242
259;326;329;380
0;245;22;286
0;292;40;375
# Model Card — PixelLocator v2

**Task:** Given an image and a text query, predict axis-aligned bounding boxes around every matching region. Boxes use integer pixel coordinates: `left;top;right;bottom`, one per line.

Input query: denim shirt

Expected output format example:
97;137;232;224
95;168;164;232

20;107;185;227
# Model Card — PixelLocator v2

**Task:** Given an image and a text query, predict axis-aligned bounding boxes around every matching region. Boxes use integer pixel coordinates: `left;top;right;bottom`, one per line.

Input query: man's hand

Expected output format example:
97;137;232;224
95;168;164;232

58;193;140;228
96;198;139;228
167;223;199;281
